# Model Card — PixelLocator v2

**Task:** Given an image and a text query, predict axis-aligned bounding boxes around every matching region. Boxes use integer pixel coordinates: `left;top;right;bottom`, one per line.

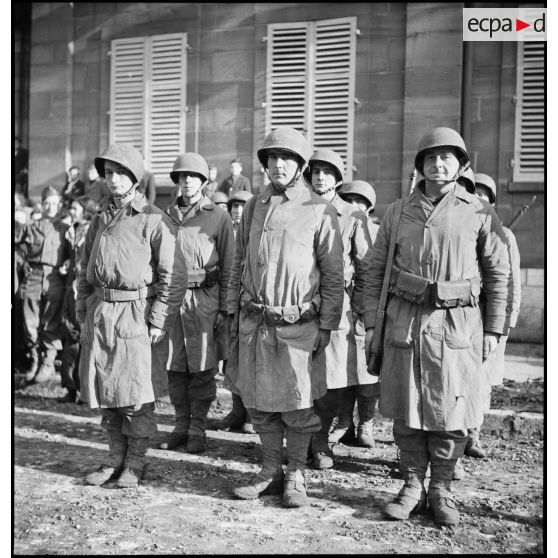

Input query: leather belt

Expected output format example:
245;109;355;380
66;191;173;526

94;285;157;302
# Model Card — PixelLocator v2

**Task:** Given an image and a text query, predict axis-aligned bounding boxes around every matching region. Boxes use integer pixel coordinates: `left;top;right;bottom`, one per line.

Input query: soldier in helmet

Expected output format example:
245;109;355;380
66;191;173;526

368;128;510;527
76;143;187;488
15;185;71;384
331;179;381;447
228;191;253;238
226;127;344;507
211;191;230;211
302;150;375;469
157;152;235;454
469;172;521;458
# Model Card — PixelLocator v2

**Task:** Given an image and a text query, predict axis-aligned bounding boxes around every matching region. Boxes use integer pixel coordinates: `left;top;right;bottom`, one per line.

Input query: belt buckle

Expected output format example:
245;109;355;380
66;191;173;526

103;287;113;302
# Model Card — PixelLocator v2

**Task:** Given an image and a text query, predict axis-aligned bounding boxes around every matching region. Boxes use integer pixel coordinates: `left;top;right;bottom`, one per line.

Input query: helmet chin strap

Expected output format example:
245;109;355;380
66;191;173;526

112;181;138;200
266;163;306;191
451;161;470;183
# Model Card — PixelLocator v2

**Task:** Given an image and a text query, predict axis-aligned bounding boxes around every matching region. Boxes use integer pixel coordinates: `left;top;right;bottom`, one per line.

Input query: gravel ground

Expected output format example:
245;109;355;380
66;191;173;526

13;377;544;555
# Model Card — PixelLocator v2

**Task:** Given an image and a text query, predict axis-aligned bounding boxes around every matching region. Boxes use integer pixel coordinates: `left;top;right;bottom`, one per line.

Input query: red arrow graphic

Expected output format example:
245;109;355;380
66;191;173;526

516;19;531;31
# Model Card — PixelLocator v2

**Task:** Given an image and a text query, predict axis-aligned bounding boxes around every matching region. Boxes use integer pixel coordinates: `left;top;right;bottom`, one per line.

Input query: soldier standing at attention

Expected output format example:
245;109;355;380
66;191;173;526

16;185;71;384
77;143;187;488
369;128;510;526
227;127;344;507
304;150;375;469
157;153;234;454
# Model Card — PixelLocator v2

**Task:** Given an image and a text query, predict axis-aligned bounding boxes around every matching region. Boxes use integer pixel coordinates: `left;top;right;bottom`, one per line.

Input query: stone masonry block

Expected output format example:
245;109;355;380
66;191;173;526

526;269;544;287
513;412;544;439
520;285;544;309
483;409;514;439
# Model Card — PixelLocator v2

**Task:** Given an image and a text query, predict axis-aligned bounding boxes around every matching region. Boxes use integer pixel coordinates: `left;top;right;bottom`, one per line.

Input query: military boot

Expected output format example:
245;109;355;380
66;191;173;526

242;409;257;434
85;430;127;486
33;349;58;383
383;450;428;520
57;389;77;403
310;415;334;469
213;393;246;431
452;458;465;481
355;390;377;448
233;431;284;499
160;371;190;450
186;398;213;453
428;459;460;527
356;420;376;448
330;388;356;444
464;428;487;459
24;347;40;383
116;436;149;488
283;429;312;508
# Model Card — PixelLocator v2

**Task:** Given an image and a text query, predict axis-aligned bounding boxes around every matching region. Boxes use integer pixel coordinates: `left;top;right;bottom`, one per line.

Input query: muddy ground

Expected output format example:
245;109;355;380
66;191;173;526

13;378;544;555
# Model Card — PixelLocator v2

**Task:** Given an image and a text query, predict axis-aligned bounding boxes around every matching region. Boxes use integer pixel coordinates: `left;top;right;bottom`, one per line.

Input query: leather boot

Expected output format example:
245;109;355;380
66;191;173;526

186;398;213;453
33;349;58;383
330;388;356;444
242;409;256;434
464;428;487;459
452;458;465;481
24;347;40;383
85;430;127;486
283;430;312;508
213;393;246;431
355;391;377;448
117;436;149;488
233;431;284;499
310;417;334;470
57;389;77;403
384;450;428;520
428;459;460;526
160;371;190;450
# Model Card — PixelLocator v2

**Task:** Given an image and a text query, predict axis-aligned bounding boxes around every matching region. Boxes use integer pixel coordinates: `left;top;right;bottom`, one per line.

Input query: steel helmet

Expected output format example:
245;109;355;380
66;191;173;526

458;167;476;194
41;185;62;202
211;192;229;205
170;152;209;184
257;127;312;168
338;180;377;209
414;127;470;174
474;173;497;203
227;190;253;210
94;143;144;184
304;149;344;184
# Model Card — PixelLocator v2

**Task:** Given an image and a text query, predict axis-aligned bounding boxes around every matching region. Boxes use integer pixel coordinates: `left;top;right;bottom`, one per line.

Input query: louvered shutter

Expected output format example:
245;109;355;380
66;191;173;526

513;41;545;182
110;33;187;186
266;18;356;181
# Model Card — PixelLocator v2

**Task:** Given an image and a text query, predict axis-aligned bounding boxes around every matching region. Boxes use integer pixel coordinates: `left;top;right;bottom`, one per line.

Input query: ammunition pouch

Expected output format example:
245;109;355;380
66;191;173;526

433;277;481;308
389;269;431;304
187;265;220;289
242;296;318;327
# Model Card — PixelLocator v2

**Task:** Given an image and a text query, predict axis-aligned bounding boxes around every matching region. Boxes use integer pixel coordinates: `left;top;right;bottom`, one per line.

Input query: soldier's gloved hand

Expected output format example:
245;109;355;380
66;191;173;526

313;328;331;354
365;327;375;361
482;332;500;361
149;325;166;344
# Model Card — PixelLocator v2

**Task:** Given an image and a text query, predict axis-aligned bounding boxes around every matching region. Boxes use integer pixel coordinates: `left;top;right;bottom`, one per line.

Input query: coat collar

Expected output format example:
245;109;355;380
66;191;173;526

102;191;149;214
260;177;307;203
411;180;473;208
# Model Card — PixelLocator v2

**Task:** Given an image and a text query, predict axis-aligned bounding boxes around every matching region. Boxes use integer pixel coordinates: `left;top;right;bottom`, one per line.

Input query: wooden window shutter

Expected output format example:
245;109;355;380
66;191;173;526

110;33;187;186
513;41;545;183
266;17;356;181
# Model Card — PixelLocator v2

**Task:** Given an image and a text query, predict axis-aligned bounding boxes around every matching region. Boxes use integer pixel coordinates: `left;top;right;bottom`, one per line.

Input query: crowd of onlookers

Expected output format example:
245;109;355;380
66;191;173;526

13;154;255;400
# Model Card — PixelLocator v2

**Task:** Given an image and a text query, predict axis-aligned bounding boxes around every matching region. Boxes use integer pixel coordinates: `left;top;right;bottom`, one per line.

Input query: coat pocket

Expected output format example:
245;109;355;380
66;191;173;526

114;299;151;339
443;307;476;349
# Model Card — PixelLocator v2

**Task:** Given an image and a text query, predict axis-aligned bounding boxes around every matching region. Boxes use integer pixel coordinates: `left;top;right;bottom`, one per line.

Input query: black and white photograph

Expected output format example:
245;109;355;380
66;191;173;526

12;2;546;554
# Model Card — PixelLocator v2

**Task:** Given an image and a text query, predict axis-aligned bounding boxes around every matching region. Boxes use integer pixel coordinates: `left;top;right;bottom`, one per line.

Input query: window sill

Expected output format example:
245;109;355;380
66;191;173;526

507;180;545;193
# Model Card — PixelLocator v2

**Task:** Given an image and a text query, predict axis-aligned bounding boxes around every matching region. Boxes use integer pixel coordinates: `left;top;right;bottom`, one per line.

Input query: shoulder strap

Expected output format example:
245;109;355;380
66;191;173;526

376;199;403;319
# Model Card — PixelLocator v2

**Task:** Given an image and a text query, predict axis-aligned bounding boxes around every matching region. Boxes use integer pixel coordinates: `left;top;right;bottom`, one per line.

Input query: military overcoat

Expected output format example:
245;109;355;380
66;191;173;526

368;183;510;431
226;178;344;412
76;193;187;409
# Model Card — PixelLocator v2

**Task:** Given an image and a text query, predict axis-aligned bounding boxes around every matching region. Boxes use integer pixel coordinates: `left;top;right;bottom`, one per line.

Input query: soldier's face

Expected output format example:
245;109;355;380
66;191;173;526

267;149;300;188
104;161;135;196
177;172;204;199
311;162;339;195
422;148;461;183
69;201;84;222
475;185;493;205
344;194;370;214
42;195;61;218
230;202;244;223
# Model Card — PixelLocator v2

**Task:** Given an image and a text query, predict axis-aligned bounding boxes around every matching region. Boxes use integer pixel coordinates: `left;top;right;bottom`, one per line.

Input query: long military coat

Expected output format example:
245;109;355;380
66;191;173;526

226;178;344;412
76;193;187;409
483;225;521;388
161;195;234;374
368;183;510;431
313;194;375;389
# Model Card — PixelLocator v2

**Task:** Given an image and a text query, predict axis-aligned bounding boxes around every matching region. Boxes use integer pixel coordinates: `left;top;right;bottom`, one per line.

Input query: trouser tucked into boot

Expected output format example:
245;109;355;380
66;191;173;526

355;384;379;448
213;392;246;431
160;370;190;450
186;368;217;453
34;348;58;383
311;389;342;469
464;427;486;458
